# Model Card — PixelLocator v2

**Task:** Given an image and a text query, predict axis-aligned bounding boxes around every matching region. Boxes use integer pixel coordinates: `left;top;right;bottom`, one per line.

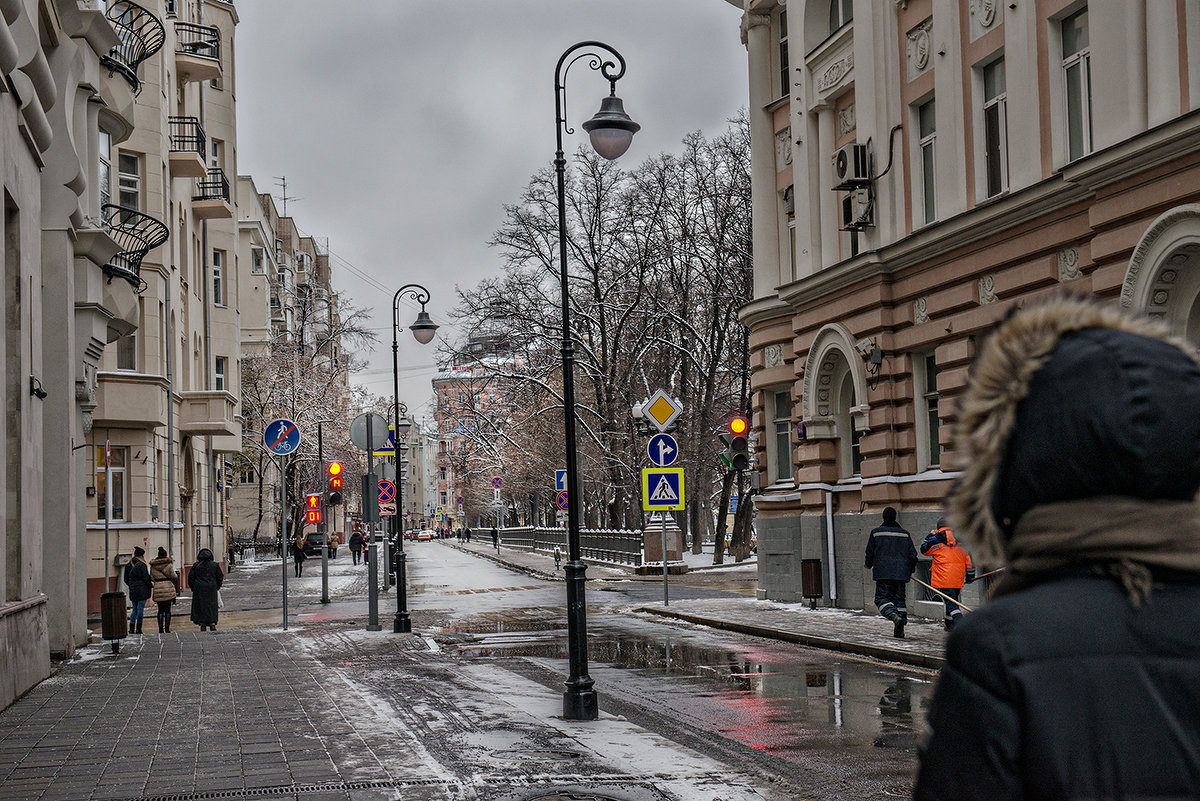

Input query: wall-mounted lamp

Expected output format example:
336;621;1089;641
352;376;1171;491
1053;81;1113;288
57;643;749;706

29;376;47;400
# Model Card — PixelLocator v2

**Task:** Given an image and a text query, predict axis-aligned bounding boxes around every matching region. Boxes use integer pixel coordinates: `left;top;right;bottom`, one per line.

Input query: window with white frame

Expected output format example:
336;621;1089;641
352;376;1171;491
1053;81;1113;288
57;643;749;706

915;352;941;469
771;389;793;483
983;58;1009;198
918;99;937;225
118;152;140;211
98;131;112;208
239;462;256;485
835;373;863;478
210;139;221;171
212;249;224;306
214;356;226;391
777;9;790;99
96;445;128;521
251;246;265;274
829;0;853;33
1062;7;1092;162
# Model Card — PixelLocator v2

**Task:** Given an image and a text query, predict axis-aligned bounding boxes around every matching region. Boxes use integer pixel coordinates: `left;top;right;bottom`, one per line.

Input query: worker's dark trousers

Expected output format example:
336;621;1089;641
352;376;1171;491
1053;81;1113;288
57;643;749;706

875;580;908;622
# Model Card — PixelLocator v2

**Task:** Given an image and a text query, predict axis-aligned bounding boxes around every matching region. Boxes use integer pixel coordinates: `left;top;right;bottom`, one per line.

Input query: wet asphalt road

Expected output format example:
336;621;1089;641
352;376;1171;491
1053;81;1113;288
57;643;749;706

222;541;932;800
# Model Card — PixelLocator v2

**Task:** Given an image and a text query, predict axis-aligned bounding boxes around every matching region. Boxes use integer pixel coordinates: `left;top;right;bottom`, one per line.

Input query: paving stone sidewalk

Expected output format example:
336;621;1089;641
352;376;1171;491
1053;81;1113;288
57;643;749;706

449;538;947;669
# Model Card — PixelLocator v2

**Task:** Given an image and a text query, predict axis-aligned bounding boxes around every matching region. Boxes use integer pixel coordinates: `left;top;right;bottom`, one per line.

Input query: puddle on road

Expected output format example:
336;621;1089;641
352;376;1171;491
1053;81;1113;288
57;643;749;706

453;623;933;761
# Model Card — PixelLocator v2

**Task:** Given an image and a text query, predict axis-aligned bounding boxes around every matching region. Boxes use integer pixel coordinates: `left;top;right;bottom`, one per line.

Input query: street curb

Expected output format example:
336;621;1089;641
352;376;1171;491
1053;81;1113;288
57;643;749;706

447;543;561;583
637;606;946;670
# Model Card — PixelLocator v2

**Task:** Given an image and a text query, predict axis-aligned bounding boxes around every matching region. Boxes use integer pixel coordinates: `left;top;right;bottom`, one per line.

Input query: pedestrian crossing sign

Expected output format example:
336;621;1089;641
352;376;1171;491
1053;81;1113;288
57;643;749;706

641;467;685;511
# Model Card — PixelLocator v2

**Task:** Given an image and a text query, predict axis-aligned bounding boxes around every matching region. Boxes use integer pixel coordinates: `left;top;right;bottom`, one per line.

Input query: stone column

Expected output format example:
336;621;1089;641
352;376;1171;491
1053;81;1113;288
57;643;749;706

744;10;781;297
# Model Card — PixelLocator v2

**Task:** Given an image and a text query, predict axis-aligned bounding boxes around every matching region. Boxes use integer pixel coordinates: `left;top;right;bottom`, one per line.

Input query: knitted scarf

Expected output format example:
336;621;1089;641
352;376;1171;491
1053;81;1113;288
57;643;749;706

990;496;1200;606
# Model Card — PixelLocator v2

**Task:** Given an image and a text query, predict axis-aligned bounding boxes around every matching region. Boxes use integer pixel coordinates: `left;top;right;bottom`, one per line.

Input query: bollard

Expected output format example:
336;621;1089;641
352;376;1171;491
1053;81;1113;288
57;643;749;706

100;591;128;654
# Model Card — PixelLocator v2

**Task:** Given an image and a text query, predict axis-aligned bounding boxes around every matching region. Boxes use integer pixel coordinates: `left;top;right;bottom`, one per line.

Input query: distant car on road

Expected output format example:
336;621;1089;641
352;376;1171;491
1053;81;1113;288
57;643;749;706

301;533;337;559
416;529;434;541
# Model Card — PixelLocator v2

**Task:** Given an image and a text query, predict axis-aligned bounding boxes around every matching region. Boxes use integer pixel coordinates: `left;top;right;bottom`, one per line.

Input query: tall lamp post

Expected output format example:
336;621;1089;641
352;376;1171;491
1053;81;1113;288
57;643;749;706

553;42;640;721
391;284;437;634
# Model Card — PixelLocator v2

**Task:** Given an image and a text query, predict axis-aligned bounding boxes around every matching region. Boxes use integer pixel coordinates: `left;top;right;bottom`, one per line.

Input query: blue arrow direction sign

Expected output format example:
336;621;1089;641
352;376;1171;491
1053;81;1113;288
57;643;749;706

647;433;679;467
264;418;301;455
555;469;568;492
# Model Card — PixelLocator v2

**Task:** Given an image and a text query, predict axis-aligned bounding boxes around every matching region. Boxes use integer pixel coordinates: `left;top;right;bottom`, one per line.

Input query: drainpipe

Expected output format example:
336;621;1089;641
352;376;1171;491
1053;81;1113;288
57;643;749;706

199;0;215;558
166;283;175;559
825;490;837;604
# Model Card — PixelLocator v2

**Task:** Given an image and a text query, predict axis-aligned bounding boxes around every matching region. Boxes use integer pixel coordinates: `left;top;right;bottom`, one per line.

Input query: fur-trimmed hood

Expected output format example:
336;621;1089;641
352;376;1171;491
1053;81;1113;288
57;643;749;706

948;295;1200;565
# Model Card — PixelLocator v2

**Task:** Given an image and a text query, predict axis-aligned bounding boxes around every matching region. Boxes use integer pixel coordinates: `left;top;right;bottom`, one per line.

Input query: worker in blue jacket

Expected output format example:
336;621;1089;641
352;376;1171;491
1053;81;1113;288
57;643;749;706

865;506;918;638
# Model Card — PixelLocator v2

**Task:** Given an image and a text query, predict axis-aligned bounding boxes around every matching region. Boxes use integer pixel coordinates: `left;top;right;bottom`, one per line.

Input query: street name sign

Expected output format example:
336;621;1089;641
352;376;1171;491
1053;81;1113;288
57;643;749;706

647;433;679;467
641;467;685;511
264;419;301;456
643;389;683;432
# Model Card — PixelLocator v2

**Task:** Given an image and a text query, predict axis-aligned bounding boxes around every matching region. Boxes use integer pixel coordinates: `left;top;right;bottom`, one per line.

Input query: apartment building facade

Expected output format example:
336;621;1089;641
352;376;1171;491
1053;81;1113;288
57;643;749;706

735;0;1200;614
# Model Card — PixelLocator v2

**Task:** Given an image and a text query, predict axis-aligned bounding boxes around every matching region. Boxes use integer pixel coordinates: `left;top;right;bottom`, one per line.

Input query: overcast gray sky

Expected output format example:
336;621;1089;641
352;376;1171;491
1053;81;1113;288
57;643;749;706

235;1;748;423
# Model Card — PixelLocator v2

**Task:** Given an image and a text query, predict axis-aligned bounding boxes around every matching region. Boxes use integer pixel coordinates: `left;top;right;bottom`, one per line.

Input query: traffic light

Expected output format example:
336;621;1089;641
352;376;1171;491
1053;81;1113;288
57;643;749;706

728;416;750;471
327;461;344;506
305;493;324;526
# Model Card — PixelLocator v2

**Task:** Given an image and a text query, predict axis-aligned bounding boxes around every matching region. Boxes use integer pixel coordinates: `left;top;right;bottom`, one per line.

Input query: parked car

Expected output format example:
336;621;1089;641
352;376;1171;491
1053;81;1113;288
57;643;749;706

301;532;337;559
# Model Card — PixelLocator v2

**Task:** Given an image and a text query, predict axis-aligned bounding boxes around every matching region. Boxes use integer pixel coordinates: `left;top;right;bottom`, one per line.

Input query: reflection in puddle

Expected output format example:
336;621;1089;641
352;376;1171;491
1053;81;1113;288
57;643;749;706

453;625;932;761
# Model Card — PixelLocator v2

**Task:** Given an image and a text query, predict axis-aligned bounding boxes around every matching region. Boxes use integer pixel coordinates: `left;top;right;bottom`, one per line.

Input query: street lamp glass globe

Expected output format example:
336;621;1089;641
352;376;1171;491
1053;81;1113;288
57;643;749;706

581;94;640;161
409;311;438;345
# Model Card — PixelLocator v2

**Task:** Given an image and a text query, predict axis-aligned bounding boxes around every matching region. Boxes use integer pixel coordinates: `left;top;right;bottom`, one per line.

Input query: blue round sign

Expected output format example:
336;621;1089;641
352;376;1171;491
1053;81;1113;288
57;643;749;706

264;418;301;455
647;433;679;467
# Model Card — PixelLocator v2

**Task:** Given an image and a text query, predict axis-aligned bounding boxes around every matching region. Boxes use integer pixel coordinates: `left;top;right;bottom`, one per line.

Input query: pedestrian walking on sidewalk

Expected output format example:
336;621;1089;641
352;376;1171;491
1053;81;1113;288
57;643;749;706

864;507;917;638
123;547;152;634
149;547;180;633
189;547;224;631
349;530;364;565
491;526;499;552
464;526;471;542
292;537;307;577
915;296;1200;800
920;517;974;630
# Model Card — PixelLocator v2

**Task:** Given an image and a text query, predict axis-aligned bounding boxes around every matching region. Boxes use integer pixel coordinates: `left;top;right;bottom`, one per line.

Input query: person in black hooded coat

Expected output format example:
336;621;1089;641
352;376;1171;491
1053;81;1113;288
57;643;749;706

188;548;224;631
914;296;1200;800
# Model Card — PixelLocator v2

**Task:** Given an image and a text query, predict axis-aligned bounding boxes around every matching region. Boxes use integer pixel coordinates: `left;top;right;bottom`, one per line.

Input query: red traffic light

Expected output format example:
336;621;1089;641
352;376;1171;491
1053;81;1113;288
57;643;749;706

327;461;344;477
729;417;748;436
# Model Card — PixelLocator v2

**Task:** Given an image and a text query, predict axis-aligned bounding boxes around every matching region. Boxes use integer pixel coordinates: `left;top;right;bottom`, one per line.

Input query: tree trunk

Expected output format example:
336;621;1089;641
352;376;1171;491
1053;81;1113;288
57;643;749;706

712;469;734;565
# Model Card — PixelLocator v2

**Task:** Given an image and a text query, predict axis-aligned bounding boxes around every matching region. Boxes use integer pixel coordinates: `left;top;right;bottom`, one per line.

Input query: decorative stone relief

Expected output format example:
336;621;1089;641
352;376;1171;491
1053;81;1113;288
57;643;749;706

974;0;997;27
837;103;856;138
817;54;854;92
1058;247;1081;282
907;18;933;78
775;127;793;167
914;296;930;324
979;275;998;304
764;343;784;368
817;361;834;416
1152;289;1170;306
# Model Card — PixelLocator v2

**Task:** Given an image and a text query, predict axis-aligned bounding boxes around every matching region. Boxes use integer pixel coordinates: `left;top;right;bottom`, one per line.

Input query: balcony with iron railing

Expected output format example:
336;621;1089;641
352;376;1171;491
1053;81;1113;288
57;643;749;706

174;20;221;83
167;116;207;177
99;0;166;93
193;168;232;219
100;204;169;294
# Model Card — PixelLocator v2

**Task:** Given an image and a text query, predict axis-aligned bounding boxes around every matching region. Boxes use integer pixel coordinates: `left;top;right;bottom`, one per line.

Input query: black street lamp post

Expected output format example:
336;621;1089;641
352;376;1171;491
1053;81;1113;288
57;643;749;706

553;41;640;721
391;284;437;634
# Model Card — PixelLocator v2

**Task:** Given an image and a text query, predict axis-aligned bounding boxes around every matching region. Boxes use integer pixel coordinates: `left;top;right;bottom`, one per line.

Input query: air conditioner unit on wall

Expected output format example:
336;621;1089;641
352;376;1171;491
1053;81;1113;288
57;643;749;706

833;143;871;190
840;188;873;231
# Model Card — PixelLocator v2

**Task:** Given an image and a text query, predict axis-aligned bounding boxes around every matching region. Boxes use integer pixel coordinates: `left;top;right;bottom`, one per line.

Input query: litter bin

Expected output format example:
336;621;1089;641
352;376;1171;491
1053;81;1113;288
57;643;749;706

100;591;128;654
800;559;823;608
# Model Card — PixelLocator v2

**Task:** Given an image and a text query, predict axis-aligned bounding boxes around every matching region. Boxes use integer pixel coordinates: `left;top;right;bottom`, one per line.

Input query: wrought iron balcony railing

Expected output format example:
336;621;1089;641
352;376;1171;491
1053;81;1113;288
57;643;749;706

175;21;220;62
168;116;207;158
99;0;166;93
195;167;230;202
100;204;170;293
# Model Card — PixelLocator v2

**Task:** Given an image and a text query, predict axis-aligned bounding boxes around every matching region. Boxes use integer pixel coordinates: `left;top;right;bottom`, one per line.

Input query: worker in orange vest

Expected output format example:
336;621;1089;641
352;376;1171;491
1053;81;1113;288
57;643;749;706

920;517;975;630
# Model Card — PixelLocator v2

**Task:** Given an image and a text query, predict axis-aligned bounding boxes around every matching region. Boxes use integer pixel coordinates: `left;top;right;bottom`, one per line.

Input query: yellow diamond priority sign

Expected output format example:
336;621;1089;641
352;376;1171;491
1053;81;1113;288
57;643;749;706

642;467;685;511
643;389;683;432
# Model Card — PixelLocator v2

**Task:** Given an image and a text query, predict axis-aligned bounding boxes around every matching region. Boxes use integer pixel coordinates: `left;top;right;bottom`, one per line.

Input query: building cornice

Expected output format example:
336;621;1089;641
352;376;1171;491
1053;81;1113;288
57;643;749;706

1064;108;1200;192
738;295;793;328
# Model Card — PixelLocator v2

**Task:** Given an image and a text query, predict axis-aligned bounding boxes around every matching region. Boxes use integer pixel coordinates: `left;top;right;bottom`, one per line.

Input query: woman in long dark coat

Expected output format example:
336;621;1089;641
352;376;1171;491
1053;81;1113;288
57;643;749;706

188;548;224;631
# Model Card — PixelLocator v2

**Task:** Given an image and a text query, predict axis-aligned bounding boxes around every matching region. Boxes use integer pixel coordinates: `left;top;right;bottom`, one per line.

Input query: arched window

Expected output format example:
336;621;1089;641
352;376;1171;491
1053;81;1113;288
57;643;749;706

830;0;853;34
1122;204;1200;351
